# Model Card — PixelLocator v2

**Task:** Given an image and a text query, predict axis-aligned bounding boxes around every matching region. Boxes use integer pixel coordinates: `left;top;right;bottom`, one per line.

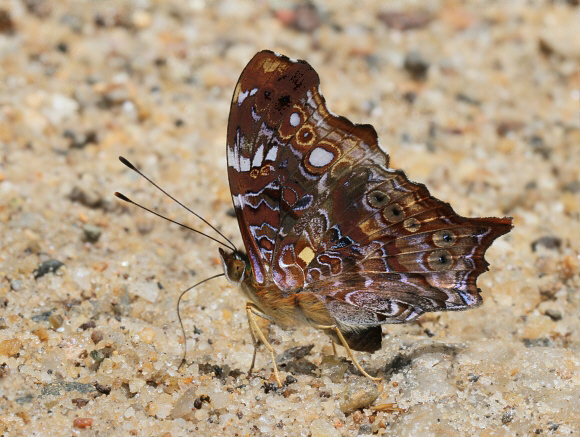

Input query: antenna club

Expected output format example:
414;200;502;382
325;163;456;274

119;156;136;170
114;192;131;202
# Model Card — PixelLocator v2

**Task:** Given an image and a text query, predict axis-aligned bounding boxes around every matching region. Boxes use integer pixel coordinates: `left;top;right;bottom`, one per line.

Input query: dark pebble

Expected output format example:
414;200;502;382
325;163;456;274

563;180;580;193
56;42;68;53
94;383;111;395
31;310;54;322
531;236;562;252
79;321;96;331
72;398;89;408
523;338;553;348
404;51;429;81
33;260;64;279
15;394;35;404
502;408;515;424
285;375;297;385
358;424;373;435
0;9;15;34
90;330;104;344
456;92;481;106
528;135;551;159
83;224;102;243
41;381;96;396
275;344;314;365
544;309;562;321
497;120;524;137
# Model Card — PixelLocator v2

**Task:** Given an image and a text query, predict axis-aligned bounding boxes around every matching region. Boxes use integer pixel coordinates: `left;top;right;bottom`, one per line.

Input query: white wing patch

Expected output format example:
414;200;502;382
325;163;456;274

252;144;264;168
290;112;301;127
238;89;249;105
265;146;278;162
240;156;251;172
227;145;236;169
308;147;334;167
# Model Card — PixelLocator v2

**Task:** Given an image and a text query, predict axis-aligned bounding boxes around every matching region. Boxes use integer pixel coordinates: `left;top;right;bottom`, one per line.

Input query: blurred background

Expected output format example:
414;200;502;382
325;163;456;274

1;1;579;436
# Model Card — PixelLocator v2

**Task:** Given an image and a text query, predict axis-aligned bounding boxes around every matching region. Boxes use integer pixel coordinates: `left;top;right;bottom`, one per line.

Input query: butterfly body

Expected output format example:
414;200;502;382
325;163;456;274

223;51;512;376
220;248;335;332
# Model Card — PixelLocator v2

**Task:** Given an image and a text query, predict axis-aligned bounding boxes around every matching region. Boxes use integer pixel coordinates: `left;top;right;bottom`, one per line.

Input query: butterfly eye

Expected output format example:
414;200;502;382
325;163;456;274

367;190;390;208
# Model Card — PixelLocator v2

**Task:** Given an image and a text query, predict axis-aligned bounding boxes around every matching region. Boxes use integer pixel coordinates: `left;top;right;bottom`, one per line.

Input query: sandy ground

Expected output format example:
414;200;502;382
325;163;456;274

1;1;579;436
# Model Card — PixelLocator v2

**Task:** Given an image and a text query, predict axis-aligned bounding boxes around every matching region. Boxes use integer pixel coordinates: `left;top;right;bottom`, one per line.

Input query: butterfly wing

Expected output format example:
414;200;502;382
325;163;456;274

227;50;385;287
226;51;513;350
226;51;320;285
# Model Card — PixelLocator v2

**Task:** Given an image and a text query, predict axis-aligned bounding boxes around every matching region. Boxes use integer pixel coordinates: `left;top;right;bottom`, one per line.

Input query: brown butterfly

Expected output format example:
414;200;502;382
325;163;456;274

118;50;512;386
220;51;512;385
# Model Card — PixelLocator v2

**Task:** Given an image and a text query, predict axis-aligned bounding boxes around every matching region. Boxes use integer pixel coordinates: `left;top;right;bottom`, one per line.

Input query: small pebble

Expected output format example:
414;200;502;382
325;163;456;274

339;379;379;414
82;224;102;243
544;309;562;321
32;328;49;341
91;330;104;344
10;280;22;291
72;398;89;408
49;314;64;329
0;9;15;34
531;236;562;252
502;408;516;424
94;384;111;395
79;321;96;331
0;339;23;357
73;418;93;429
276;344;314;365
69;186;104;209
404;51;429;80
33;260;64;279
285;375;297;385
358;424;373;435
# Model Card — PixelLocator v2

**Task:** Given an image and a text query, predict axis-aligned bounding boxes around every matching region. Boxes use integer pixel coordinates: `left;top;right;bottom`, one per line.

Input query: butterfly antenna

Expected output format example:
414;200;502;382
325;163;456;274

115;192;235;250
117;156;237;251
176;273;225;370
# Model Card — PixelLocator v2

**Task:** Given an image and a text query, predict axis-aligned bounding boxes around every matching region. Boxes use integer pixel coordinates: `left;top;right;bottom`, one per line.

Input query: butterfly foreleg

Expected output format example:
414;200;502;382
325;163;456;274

314;324;381;381
245;302;283;387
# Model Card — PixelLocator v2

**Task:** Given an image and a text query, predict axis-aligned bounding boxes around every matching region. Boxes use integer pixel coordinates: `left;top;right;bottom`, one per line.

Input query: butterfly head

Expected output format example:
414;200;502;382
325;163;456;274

219;248;249;285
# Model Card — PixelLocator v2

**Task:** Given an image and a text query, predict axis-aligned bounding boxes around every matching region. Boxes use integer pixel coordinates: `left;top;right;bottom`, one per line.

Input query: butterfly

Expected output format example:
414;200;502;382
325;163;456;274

117;50;512;387
219;51;512;385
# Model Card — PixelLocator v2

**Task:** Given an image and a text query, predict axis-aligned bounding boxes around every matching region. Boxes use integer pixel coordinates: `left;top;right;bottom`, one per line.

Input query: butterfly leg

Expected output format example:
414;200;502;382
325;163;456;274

245;302;283;387
246;315;259;376
315;324;381;381
331;340;338;356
